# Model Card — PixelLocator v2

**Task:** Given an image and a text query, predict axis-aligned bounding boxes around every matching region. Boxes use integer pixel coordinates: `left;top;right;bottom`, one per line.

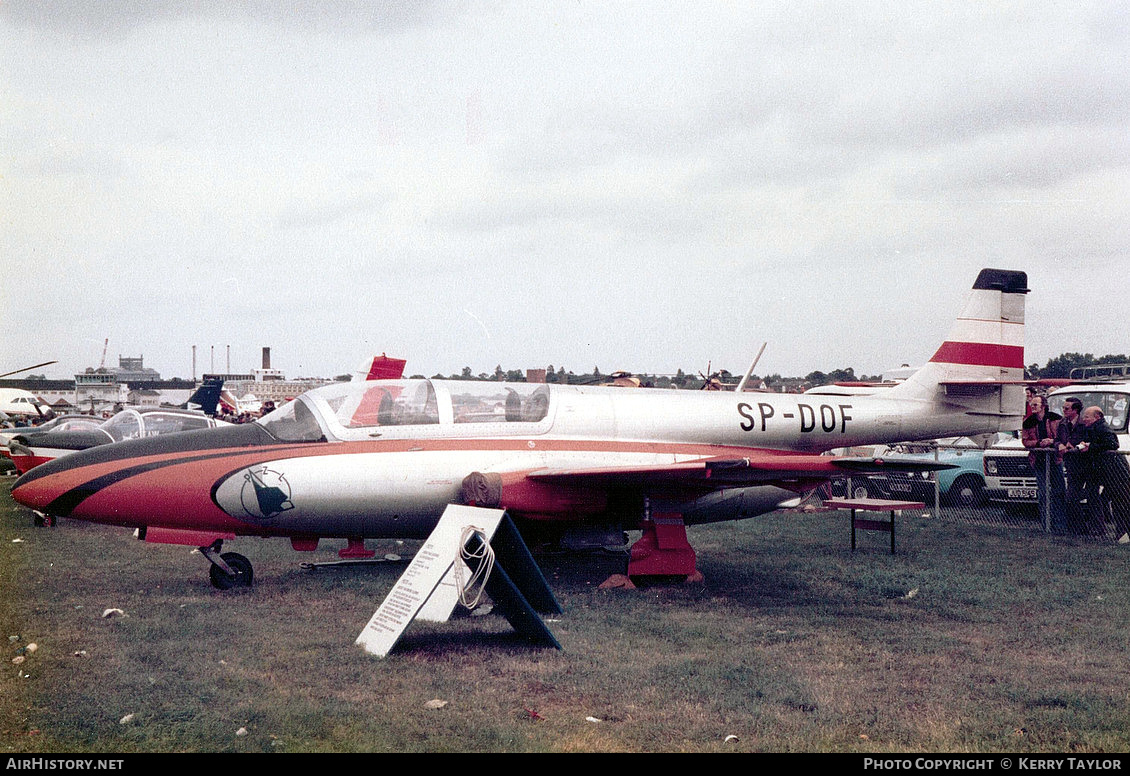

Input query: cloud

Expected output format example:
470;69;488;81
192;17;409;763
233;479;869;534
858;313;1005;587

2;1;1127;381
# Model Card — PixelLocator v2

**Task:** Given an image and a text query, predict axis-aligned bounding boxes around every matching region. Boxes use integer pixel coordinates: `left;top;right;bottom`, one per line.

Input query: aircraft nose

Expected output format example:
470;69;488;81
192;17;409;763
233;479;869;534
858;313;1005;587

10;442;109;514
11;470;54;512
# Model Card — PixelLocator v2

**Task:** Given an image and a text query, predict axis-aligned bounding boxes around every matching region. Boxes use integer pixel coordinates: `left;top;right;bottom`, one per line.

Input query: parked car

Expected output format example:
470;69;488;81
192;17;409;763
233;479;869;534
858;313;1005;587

982;435;1034;505
830;434;1013;507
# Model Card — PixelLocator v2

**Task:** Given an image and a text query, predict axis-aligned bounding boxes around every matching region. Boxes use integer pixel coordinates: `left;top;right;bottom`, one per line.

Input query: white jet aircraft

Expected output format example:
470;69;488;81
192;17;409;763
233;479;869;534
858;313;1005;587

11;269;1028;588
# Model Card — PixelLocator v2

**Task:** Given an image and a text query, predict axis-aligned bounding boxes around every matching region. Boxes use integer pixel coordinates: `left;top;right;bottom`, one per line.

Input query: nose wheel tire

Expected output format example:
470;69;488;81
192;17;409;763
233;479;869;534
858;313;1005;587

209;552;254;589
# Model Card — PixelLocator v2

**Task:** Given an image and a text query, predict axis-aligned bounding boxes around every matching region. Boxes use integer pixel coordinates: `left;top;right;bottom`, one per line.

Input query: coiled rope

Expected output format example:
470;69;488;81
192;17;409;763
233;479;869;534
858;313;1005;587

455;525;495;610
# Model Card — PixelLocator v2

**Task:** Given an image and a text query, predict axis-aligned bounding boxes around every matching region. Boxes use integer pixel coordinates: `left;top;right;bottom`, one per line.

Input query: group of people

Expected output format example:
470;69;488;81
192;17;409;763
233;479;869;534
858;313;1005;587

215;400;276;425
1023;393;1130;540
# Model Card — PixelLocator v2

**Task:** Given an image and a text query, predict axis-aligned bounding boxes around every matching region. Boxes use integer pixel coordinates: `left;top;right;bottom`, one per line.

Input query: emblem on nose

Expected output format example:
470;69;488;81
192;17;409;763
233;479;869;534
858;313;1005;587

239;466;294;520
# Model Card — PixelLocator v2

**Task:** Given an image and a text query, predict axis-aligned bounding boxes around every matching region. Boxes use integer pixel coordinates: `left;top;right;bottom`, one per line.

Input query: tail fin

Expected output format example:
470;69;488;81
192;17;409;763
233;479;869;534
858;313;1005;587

349;354;408;382
182;377;224;416
889;269;1028;424
366;354;407;381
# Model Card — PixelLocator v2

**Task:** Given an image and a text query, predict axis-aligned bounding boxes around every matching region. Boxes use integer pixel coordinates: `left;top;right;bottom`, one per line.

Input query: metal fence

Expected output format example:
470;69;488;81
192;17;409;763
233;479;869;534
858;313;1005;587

826;442;1130;542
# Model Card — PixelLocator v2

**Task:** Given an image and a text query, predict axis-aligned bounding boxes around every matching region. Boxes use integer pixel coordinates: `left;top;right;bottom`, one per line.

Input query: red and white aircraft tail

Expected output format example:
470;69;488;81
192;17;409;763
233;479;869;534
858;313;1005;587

886;268;1027;425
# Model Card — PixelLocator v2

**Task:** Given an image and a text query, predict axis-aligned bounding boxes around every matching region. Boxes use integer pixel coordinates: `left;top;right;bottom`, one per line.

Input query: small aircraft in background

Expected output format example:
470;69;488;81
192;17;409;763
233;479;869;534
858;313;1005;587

11;270;1029;589
0;389;52;420
8;406;229;477
0;361;59;420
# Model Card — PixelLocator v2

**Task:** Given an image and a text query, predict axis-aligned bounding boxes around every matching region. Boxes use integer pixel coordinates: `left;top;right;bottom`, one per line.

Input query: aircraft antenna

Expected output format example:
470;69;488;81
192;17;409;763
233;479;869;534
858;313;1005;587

735;343;768;393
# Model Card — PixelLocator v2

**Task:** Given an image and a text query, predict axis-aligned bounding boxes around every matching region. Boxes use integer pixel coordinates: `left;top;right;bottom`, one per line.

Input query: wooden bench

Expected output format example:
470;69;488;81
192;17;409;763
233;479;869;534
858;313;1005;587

823;498;926;554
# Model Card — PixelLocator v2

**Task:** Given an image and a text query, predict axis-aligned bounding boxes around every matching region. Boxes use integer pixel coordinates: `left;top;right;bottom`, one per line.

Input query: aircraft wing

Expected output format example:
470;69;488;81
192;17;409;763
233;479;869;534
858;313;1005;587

525;454;954;488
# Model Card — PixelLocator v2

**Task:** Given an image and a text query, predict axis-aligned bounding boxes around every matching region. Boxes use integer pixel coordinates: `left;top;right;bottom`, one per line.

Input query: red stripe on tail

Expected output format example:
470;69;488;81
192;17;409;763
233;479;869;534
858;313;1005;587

930;342;1024;368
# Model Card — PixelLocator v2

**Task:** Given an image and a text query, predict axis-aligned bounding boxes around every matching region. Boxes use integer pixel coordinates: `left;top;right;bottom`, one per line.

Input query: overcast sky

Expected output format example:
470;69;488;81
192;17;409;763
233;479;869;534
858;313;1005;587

2;1;1127;382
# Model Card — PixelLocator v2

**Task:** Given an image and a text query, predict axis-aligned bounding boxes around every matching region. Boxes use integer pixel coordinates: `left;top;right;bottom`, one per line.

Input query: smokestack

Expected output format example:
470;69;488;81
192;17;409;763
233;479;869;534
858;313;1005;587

262;347;271;369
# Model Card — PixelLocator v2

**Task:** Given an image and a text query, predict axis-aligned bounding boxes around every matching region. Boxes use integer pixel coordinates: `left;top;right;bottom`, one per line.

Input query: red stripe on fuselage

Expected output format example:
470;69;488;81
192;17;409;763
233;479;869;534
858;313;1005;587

12;438;797;535
929;341;1024;368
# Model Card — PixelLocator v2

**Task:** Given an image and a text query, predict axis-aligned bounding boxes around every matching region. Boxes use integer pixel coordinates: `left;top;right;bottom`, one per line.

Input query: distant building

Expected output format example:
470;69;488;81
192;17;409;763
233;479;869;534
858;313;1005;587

202;347;333;405
127;388;163;407
112;355;161;382
213;374;333;404
49;397;77;413
74;371;129;409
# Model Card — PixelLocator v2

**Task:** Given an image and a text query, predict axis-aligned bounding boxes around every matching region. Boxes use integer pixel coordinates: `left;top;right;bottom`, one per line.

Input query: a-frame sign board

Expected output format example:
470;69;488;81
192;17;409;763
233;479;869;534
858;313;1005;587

356;504;562;657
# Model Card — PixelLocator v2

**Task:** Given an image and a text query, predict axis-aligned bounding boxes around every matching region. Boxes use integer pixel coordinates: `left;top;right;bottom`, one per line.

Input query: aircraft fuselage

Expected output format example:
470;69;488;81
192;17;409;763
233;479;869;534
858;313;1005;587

12;380;1017;540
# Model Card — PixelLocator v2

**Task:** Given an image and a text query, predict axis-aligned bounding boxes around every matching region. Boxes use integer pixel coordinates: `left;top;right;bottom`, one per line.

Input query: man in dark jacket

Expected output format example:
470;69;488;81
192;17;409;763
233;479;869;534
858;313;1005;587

1023;394;1066;533
1079;407;1130;541
1056;398;1089;533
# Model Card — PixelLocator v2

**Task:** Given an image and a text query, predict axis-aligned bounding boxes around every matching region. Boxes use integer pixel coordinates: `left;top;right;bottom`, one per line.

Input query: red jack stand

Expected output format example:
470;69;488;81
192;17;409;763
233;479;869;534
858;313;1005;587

628;513;698;579
338;537;376;560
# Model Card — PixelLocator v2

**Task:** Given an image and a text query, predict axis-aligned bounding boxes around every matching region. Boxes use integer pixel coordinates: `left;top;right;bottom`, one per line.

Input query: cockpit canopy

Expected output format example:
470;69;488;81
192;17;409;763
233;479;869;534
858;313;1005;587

101;408;216;443
257;379;553;443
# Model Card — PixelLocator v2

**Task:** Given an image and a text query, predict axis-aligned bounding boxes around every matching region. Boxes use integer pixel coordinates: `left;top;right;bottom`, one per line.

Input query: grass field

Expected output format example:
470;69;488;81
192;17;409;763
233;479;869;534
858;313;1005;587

2;477;1128;753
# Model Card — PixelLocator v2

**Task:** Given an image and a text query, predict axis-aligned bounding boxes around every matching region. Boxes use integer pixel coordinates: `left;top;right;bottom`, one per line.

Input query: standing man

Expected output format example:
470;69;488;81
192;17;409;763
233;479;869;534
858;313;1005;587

1056;398;1089;534
1079;406;1130;542
1022;394;1066;533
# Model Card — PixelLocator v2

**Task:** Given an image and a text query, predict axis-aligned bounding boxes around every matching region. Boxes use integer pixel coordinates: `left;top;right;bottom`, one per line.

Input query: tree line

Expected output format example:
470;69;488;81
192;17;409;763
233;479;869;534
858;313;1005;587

406;353;1130;388
1027;353;1130;379
408;364;881;390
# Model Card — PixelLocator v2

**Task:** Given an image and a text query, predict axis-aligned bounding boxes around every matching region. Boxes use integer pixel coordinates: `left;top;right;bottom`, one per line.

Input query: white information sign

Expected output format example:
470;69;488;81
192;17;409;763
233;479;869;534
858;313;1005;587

355;505;506;657
416;562;468;623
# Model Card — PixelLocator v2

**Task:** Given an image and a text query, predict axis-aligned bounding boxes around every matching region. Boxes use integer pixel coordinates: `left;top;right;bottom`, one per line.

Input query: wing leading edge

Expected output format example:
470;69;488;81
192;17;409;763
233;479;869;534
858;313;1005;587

525;454;954;488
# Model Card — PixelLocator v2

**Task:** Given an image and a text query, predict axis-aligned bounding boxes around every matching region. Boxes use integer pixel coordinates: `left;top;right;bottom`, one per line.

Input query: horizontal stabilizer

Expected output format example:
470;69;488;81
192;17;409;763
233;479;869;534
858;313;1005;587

939;380;1036;386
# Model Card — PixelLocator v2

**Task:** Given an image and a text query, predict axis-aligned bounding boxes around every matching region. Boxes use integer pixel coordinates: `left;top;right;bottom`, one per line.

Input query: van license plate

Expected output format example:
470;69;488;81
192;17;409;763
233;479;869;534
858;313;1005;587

1007;488;1037;499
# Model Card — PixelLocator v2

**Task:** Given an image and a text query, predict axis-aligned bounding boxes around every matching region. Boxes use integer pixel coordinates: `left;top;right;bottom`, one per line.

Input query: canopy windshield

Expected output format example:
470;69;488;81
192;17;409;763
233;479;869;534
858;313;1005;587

258;397;327;442
257;379;553;441
100;409;213;442
447;383;549;424
328;380;440;429
101;411;141;442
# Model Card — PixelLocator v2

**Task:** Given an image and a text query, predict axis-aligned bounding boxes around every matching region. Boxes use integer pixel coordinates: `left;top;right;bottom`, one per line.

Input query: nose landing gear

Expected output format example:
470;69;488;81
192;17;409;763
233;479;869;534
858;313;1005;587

199;540;254;589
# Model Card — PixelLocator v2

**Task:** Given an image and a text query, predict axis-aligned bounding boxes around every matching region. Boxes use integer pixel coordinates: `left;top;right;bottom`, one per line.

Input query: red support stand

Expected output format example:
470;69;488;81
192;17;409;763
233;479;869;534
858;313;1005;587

628;513;698;578
338;537;376;559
